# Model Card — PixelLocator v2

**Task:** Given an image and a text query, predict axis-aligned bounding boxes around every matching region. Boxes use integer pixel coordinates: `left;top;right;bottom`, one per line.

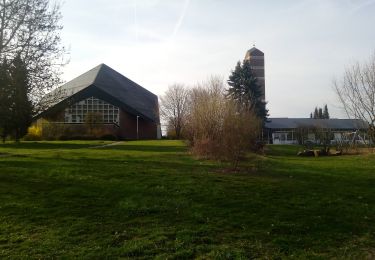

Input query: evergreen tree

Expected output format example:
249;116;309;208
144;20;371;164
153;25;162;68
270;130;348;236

0;59;12;142
323;104;330;119
318;108;323;119
313;107;319;119
8;55;33;142
227;60;268;121
311;105;330;119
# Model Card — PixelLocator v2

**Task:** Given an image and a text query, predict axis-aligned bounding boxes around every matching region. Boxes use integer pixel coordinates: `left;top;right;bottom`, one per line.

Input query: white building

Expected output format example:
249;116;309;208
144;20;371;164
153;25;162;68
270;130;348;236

265;118;369;145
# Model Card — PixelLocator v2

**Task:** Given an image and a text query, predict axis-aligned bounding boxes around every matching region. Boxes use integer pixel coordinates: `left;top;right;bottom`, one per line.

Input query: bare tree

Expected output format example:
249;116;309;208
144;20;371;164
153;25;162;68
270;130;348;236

185;76;261;167
221;100;261;169
0;0;67;114
160;84;189;139
333;53;375;141
185;76;226;146
334;59;375;125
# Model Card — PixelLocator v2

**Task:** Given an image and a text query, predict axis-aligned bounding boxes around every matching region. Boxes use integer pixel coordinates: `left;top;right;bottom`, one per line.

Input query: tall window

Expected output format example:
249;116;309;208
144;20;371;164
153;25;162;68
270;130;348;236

64;96;119;124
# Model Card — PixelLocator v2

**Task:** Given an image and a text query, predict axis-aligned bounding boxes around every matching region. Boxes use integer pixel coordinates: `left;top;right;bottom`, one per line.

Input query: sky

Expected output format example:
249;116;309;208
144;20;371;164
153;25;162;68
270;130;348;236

60;0;375;118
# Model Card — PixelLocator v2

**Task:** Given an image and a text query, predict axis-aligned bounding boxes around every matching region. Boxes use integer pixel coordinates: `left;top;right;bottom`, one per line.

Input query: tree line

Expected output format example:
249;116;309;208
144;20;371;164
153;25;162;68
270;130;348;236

310;105;329;119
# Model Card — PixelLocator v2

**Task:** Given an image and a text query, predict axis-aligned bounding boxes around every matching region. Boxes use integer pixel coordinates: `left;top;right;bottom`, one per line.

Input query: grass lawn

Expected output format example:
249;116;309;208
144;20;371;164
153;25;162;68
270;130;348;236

0;140;375;258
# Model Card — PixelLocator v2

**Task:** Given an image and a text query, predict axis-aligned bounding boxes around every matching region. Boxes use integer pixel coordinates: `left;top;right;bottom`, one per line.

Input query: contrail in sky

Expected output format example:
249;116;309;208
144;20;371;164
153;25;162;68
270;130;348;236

172;0;191;39
134;0;138;42
351;0;375;12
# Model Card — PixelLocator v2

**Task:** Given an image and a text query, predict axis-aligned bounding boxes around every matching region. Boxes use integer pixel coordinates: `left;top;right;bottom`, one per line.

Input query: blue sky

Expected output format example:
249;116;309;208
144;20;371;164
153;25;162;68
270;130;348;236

60;0;375;118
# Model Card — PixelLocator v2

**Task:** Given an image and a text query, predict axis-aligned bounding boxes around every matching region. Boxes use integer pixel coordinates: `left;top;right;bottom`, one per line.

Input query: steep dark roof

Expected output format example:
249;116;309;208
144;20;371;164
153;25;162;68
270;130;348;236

246;47;264;56
265;118;368;130
39;64;160;123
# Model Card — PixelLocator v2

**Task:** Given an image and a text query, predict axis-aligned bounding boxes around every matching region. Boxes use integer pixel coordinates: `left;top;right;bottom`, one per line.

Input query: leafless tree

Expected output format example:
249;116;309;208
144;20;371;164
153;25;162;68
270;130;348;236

160;84;189;139
333;53;375;142
0;0;67;114
185;76;261;167
185;76;226;145
333;56;375;124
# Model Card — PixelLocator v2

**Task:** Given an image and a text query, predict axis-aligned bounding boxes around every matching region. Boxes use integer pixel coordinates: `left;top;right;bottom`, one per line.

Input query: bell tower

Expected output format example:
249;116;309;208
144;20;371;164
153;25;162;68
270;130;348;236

244;46;265;101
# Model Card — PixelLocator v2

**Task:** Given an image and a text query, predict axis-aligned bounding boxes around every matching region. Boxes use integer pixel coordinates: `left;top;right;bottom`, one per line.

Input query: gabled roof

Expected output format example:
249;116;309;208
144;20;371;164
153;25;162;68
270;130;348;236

265;118;369;130
39;64;159;123
246;47;264;56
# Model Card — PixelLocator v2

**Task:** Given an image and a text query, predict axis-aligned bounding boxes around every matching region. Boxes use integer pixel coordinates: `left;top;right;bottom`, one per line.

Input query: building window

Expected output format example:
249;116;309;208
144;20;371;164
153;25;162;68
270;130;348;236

64;96;120;124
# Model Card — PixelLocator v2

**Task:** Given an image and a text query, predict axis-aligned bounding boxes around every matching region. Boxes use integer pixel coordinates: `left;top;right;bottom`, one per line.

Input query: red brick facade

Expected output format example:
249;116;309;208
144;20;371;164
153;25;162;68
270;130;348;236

40;108;158;140
118;110;158;139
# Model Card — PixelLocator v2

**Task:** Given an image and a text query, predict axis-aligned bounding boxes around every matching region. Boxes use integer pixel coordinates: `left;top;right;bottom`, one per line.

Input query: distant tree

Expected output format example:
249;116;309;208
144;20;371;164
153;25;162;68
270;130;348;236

160;84;189;139
323;104;330;119
318;108;323;118
313;107;319;119
227;60;268;122
334;52;375;142
0;0;67;114
334;54;375;125
0;59;12;142
311;105;330;119
8;55;33;142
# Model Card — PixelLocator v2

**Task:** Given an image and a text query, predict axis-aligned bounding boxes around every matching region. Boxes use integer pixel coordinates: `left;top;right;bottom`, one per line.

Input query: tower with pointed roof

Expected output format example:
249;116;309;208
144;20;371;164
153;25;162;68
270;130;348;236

244;46;265;101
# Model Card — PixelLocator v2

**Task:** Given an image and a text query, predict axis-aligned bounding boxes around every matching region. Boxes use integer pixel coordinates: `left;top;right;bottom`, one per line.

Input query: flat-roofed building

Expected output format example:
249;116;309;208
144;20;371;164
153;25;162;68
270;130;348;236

265;118;369;145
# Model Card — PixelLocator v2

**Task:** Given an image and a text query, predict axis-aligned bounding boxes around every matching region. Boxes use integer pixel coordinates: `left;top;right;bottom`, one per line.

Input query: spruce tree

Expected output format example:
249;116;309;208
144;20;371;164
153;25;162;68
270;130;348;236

318;108;323;119
227;60;268;122
311;105;330;119
9;55;33;142
323;104;330;119
313;107;319;119
0;59;12;142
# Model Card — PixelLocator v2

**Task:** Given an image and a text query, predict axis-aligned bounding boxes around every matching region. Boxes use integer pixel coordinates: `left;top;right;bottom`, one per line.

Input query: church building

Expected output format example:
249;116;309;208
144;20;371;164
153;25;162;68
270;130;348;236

36;64;161;139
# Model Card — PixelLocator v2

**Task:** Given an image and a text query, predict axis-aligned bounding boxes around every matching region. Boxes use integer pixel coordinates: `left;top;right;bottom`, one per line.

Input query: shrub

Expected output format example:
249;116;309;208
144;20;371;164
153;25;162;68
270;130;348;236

185;76;261;167
39;119;115;140
41;121;67;140
23;125;42;141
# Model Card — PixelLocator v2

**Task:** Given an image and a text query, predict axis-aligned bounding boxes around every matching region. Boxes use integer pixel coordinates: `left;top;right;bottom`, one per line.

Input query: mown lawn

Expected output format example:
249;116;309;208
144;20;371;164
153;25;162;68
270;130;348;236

0;140;374;258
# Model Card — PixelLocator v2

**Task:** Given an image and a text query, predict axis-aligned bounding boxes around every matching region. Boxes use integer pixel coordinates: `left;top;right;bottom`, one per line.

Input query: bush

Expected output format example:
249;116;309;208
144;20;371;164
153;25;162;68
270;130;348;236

23;125;42;141
37;119;117;140
185;77;261;167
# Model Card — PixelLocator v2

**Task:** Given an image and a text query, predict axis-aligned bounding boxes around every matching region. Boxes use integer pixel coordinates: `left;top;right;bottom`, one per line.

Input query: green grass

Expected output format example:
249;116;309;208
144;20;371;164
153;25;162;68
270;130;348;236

0;141;375;258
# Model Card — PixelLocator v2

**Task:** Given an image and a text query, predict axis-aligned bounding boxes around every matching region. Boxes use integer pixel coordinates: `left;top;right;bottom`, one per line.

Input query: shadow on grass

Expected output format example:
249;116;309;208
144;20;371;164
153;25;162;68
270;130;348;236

0;142;187;153
101;145;187;153
0;142;96;150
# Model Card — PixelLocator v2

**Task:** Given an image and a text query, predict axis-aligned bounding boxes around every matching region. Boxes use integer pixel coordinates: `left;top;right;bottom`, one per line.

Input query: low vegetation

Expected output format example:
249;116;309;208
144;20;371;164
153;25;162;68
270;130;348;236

0;141;375;258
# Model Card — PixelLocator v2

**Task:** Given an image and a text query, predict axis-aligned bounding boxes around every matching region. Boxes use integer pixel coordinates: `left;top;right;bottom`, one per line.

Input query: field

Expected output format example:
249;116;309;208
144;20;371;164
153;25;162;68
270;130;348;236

0;140;375;258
